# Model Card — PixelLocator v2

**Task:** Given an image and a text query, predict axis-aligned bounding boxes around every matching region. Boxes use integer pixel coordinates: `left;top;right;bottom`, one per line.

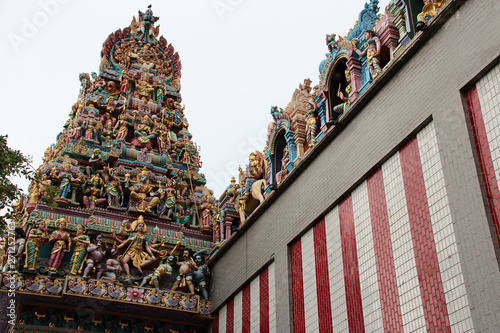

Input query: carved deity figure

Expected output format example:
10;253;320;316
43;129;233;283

352;30;383;79
199;194;214;233
117;216;157;276
170;249;197;294
57;163;78;199
129;169;160;212
333;68;354;119
193;254;210;299
24;220;48;272
48;217;70;275
238;151;265;200
2;227;25;273
69;225;90;275
103;246;123;281
133;116;156;149
83;232;105;279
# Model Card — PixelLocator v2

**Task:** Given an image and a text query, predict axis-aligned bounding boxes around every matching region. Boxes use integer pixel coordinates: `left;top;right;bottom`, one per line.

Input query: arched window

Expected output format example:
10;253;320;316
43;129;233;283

327;57;349;124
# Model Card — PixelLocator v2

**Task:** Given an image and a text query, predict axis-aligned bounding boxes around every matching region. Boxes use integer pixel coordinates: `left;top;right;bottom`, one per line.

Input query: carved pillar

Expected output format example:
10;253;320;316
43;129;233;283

224;216;233;240
394;0;413;46
347;57;362;102
291;116;306;158
376;9;400;60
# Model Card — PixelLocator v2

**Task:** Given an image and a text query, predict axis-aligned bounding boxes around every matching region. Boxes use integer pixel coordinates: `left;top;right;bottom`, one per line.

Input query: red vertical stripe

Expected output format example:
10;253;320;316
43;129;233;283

242;282;251;333
260;267;270;333
400;138;451;332
212;312;219;333
291;239;305;333
466;86;500;248
313;219;334;333
226;298;234;333
339;195;366;333
367;169;404;332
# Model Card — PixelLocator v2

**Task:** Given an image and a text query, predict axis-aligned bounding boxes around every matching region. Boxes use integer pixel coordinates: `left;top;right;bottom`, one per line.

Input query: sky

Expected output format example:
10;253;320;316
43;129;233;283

0;0;391;198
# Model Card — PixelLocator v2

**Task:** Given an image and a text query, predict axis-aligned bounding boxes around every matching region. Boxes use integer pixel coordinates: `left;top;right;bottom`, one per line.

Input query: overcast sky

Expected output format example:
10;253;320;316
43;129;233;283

0;0;391;198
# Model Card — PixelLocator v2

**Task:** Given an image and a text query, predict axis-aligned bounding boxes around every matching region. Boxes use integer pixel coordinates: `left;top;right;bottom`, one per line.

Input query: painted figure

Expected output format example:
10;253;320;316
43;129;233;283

83;232;105;279
24;220;48;271
2;227;26;273
117;216;157;276
129;169;160;212
57;163;78;198
69;225;90;275
139;255;176;290
352;30;383;79
193;254;210;300
103;246;123;281
48;217;70;275
170;249;197;294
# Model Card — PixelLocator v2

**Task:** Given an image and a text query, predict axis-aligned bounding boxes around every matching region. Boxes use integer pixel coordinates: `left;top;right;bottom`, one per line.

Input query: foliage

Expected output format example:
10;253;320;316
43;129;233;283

42;185;60;210
0;135;34;229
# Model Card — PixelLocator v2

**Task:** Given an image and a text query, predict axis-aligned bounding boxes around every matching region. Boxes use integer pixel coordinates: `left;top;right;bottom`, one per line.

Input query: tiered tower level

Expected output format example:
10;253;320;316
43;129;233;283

2;7;214;332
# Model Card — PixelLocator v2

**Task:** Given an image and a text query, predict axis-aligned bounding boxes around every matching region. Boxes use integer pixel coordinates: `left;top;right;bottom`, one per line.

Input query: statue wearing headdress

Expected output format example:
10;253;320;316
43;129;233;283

117;216;157;276
24;220;48;272
129;168;160;212
57;162;79;199
69;225;90;275
200;194;214;233
133;116;156;149
48;217;70;275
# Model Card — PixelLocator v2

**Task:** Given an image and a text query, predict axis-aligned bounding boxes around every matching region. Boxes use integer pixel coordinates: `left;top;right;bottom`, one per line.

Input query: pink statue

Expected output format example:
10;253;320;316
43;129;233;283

48;216;70;275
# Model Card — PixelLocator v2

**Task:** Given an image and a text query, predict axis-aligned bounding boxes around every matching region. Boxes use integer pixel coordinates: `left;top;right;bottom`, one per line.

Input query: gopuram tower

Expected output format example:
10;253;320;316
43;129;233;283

1;6;215;332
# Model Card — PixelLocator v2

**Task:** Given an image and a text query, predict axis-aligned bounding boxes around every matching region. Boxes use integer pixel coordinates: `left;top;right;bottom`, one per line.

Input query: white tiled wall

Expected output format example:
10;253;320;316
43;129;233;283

301;229;319;332
268;262;277;333
477;63;500;191
417;123;475;333
382;152;426;333
325;206;348;332
352;181;384;332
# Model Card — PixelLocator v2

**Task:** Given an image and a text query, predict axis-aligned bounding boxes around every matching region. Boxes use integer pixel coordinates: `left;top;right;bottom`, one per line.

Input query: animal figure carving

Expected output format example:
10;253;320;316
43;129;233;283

229;151;267;223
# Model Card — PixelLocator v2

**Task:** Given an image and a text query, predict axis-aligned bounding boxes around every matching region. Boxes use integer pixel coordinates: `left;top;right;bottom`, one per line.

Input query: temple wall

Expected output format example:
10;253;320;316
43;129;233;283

209;0;500;331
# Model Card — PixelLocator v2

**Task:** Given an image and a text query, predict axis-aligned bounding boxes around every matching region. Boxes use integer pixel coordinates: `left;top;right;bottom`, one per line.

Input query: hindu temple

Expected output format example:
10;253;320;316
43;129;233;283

2;0;500;331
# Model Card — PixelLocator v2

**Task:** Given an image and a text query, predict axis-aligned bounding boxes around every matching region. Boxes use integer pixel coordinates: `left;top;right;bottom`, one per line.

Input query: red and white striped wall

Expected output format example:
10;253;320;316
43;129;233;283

291;122;475;332
466;62;500;250
212;263;276;333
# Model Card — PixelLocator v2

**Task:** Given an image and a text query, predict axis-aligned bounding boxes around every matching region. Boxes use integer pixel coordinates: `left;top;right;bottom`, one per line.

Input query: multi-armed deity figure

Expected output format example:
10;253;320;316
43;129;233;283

117;216;157;276
129;169;160;213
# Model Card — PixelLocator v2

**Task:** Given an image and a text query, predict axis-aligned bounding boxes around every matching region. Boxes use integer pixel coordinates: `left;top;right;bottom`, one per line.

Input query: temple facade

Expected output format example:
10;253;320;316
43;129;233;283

210;0;500;332
1;6;214;333
2;0;500;332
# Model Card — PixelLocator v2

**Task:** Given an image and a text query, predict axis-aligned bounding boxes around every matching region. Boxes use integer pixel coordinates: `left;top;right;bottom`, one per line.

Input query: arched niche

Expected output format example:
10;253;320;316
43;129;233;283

266;126;297;186
326;57;349;124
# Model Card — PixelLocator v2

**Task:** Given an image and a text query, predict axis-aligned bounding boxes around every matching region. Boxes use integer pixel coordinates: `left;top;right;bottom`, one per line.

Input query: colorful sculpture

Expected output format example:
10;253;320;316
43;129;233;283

24;220;48;272
352;30;383;79
117;216;157;276
47;217;70;275
69;225;90;275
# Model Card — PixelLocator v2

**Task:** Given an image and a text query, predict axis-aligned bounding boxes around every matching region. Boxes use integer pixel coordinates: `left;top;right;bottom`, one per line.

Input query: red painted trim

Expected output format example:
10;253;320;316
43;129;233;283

400;138;451;332
291;239;305;333
466;86;500;249
313;219;334;333
242;283;251;333
339;195;366;333
226;298;234;333
260;267;270;333
367;169;404;332
212;312;219;333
